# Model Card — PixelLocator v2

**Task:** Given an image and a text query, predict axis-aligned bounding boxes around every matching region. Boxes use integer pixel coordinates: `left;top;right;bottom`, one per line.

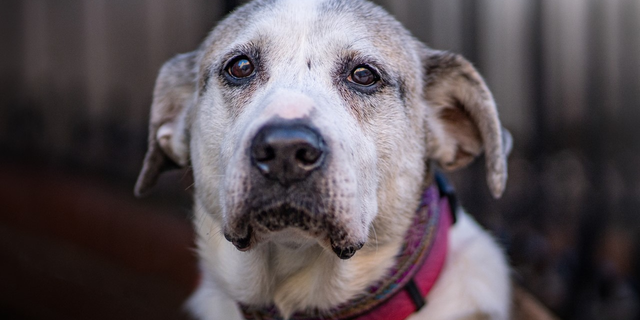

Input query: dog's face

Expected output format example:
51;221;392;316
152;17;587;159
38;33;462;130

135;0;511;259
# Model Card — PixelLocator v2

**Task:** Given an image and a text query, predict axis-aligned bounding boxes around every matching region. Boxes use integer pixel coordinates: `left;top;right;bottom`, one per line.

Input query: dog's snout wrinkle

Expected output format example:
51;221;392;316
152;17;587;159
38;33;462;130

251;123;326;186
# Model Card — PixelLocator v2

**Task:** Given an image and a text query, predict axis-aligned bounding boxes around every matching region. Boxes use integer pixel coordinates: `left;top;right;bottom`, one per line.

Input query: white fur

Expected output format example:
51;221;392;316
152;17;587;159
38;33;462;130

188;211;511;320
411;211;511;319
262;90;314;120
135;0;513;319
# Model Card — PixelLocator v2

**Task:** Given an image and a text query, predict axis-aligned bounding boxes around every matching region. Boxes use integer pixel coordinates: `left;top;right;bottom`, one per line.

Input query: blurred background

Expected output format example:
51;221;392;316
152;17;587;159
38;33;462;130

0;0;639;319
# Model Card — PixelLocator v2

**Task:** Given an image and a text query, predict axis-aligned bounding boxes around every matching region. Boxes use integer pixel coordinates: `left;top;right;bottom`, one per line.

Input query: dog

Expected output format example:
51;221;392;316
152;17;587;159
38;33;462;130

135;0;514;319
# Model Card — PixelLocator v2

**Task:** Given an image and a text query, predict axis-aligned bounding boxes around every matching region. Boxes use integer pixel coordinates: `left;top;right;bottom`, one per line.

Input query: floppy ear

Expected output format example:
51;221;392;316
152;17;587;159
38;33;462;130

422;50;512;198
134;51;198;197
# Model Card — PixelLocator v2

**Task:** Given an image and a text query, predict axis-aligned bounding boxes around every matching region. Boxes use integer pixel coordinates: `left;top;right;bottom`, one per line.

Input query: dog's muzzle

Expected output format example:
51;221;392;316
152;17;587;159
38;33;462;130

223;121;365;259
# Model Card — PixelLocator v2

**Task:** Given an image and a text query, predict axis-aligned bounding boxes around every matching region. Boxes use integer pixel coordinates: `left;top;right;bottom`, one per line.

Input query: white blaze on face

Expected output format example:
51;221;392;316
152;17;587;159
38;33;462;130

261;90;314;120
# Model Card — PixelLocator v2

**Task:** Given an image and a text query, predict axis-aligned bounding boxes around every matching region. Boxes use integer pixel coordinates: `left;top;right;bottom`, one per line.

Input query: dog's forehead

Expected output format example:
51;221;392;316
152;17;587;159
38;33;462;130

206;0;412;68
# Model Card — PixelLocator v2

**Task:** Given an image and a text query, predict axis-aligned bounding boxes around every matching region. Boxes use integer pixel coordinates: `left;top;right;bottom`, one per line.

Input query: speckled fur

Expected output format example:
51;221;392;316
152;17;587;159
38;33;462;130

135;0;513;319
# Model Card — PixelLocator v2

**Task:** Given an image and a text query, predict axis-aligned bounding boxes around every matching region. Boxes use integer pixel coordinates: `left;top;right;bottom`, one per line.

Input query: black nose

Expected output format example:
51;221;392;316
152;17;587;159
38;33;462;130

251;123;326;186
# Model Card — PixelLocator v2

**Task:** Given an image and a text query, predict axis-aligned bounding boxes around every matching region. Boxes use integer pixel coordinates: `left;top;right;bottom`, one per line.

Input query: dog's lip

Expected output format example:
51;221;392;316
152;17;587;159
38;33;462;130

251;202;320;232
224;226;366;259
331;240;365;260
224;226;253;251
224;203;366;258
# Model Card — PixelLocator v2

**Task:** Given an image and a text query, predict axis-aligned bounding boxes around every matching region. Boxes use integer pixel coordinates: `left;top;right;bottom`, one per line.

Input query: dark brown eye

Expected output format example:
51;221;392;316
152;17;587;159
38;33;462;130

228;57;254;78
349;66;378;86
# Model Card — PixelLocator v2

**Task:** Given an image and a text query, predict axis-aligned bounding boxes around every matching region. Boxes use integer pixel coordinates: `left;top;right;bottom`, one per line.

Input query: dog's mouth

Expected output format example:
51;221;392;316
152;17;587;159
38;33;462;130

254;203;322;233
223;202;365;259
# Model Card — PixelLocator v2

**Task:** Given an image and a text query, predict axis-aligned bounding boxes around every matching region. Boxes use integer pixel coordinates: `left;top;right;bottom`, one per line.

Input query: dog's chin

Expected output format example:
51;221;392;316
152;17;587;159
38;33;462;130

223;203;365;259
264;228;324;250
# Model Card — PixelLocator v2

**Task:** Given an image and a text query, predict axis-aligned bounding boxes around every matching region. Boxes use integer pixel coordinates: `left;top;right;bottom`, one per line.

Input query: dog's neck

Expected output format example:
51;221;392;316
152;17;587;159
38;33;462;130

192;175;436;319
194;205;405;318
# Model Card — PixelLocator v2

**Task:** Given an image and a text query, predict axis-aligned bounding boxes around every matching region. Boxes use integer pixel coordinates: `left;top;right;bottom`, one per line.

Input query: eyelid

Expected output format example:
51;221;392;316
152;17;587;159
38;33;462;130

223;54;249;71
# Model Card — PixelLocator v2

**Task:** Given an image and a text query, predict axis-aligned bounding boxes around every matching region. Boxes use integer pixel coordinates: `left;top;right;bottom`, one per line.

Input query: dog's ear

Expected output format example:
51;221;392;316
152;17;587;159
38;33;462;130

422;50;512;198
134;51;198;197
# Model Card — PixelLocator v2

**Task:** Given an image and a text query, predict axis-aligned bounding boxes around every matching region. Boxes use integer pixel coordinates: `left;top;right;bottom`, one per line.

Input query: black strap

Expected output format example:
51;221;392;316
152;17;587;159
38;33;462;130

404;279;427;311
434;172;458;224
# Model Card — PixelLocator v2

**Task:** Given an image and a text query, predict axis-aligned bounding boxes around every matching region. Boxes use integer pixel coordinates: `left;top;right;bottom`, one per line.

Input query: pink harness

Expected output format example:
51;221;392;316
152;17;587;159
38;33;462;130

241;180;455;320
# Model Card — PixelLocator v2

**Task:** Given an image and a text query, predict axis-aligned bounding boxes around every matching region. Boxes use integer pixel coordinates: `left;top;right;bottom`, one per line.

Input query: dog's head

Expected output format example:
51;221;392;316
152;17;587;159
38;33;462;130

135;0;512;259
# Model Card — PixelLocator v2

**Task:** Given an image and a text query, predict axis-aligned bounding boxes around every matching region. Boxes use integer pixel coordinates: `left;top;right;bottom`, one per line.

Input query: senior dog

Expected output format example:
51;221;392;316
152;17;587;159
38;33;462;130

135;0;513;319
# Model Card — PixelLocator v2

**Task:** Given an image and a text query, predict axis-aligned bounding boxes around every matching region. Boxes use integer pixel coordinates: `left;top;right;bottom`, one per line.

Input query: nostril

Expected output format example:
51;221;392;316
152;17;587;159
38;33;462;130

254;145;275;162
295;147;322;166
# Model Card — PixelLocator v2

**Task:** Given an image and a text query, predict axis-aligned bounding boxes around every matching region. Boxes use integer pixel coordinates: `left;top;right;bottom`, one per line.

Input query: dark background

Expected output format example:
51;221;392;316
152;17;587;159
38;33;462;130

1;0;639;319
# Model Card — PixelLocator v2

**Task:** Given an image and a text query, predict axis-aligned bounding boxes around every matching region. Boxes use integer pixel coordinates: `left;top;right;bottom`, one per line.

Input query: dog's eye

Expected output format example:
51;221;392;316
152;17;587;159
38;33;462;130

348;66;378;86
227;56;255;79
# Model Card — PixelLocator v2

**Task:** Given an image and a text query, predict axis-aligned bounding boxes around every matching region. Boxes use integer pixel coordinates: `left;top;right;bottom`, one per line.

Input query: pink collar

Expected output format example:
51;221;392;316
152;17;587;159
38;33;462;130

241;181;454;320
